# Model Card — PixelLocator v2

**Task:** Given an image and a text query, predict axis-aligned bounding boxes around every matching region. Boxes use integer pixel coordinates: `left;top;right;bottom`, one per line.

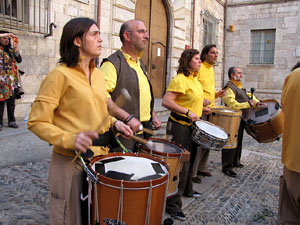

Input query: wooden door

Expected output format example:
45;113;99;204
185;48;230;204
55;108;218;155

135;0;168;98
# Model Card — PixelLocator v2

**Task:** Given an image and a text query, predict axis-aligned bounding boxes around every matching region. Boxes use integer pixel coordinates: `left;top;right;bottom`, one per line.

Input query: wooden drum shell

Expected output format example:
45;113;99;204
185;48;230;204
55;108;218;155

89;153;169;225
208;106;242;149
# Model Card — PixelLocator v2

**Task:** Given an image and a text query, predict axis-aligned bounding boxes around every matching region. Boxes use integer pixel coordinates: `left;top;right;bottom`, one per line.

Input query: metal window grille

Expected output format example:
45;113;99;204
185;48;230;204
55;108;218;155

0;0;50;34
250;29;276;64
203;18;216;46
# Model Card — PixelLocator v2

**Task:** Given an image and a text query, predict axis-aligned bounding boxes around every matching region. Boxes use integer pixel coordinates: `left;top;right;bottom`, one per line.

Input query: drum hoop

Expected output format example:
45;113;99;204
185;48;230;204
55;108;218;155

211;106;242;116
194;121;228;141
96;178;168;191
88;152;170;186
139;149;181;159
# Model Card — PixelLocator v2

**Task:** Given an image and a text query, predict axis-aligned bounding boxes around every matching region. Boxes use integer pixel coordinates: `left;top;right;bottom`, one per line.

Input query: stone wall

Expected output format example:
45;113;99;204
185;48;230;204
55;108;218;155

224;0;300;102
6;0;97;121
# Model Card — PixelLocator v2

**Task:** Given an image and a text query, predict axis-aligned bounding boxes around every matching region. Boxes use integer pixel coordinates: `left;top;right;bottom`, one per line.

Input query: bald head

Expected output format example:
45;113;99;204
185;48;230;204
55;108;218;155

119;20;144;43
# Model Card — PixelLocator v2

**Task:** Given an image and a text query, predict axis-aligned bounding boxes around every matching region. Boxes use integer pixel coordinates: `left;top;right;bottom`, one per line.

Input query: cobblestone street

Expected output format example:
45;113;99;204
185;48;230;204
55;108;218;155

0;132;282;225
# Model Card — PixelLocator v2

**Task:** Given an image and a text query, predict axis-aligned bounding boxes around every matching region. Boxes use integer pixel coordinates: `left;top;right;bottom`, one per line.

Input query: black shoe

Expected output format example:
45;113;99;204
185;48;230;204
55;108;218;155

234;164;244;168
192;176;202;183
222;170;237;178
197;171;212;177
192;191;202;198
171;212;186;221
8;121;18;128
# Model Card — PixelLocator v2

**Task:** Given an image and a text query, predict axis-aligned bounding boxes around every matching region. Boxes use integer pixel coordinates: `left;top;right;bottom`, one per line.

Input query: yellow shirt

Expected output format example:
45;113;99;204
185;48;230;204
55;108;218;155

197;61;216;107
167;72;204;125
27;61;116;157
281;68;300;173
223;81;259;110
100;50;152;122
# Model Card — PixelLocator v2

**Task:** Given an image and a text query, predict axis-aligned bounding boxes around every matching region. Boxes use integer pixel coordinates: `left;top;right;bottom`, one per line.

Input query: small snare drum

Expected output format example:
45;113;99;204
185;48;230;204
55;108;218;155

191;120;228;151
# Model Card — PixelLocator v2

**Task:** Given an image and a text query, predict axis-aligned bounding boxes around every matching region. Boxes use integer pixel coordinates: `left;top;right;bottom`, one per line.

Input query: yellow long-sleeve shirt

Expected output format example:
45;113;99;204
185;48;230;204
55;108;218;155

223;81;259;110
197;61;217;107
27;61;116;157
281;68;300;173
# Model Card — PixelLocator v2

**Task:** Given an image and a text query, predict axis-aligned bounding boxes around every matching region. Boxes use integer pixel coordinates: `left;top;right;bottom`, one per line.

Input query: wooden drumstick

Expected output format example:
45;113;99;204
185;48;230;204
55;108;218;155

72;89;131;163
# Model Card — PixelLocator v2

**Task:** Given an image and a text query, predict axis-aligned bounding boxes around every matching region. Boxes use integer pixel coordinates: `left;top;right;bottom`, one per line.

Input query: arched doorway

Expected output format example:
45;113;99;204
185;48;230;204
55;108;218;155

135;0;168;98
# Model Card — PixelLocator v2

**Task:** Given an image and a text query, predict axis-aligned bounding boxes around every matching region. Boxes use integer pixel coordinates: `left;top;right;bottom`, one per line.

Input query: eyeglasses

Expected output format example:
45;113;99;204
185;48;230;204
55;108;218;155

126;29;148;34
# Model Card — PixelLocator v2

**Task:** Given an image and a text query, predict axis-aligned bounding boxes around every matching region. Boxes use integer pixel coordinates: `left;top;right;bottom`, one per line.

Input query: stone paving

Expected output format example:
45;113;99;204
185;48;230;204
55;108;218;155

0;132;283;225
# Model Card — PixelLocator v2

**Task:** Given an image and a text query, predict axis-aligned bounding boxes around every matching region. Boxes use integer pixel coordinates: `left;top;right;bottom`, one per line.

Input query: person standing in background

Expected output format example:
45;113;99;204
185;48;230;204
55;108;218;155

162;49;204;221
100;19;161;152
0;30;22;131
192;44;226;183
278;66;300;224
222;67;266;177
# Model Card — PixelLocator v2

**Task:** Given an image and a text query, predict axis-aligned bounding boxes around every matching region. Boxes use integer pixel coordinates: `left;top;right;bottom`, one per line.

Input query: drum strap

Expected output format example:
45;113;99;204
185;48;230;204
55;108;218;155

117;181;124;223
170;112;192;126
145;180;153;225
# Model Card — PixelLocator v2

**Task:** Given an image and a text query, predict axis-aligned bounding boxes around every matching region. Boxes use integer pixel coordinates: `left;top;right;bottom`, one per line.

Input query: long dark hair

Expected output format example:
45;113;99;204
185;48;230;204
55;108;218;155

59;17;97;67
200;44;216;62
177;49;200;76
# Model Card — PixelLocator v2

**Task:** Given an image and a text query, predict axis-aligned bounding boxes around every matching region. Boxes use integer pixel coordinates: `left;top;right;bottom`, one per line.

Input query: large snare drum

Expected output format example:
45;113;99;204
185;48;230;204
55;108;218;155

89;153;169;225
245;99;283;143
208;106;242;149
139;138;190;198
191;120;228;150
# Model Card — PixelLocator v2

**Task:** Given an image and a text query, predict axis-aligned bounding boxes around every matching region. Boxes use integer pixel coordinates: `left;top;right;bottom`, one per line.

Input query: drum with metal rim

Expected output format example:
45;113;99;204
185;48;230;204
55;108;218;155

191;120;228;151
245;99;283;143
88;152;169;225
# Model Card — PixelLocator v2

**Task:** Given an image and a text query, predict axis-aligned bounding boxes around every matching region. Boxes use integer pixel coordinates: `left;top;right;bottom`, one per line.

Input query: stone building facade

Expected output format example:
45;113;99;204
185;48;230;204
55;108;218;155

5;0;298;119
1;0;226;119
224;0;300;101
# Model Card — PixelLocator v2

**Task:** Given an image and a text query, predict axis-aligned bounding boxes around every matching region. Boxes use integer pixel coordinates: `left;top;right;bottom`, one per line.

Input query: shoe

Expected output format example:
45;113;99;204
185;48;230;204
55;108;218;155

192;191;202;198
8;121;18;128
222;170;237;178
197;171;212;177
170;212;186;221
234;164;244;168
192;176;202;183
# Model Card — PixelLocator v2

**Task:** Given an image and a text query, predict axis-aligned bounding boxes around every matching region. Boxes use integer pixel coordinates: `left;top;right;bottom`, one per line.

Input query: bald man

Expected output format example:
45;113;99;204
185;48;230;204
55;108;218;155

100;20;161;152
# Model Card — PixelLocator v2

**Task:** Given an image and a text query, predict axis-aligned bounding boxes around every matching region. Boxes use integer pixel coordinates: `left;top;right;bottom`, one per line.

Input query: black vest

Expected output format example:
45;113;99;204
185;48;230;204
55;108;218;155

224;81;251;119
101;50;154;121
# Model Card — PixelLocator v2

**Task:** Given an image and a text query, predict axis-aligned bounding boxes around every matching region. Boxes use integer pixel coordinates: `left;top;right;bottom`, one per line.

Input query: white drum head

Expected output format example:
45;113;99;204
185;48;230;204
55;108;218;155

195;121;228;139
92;156;168;181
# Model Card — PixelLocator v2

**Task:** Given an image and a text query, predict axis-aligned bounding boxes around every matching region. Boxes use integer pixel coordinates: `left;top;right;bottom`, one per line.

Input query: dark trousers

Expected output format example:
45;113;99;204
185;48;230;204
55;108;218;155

278;166;300;225
222;119;246;170
165;119;197;214
0;94;16;125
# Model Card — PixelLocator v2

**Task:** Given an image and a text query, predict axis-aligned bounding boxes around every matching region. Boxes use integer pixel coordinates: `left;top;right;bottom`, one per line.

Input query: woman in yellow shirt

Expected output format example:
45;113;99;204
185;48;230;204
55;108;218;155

27;18;132;225
162;49;205;221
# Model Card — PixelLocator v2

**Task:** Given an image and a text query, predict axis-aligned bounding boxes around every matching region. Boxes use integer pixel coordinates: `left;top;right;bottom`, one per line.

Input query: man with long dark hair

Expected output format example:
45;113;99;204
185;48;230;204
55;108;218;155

27;18;132;225
0;30;22;130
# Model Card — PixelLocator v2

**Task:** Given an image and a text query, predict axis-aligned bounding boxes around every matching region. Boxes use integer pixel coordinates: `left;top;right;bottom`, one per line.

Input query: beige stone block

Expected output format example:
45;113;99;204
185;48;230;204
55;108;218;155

115;0;135;10
113;7;134;21
21;74;46;95
37;38;56;58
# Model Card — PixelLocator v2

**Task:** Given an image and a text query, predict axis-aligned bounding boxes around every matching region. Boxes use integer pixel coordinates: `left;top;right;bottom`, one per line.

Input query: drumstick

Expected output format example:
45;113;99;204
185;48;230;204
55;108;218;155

72;89;131;163
129;135;153;148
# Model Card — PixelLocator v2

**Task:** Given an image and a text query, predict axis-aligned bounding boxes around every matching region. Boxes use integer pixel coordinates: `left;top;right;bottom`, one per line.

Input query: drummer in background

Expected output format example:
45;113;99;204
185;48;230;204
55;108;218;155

278;66;300;224
222;67;266;177
192;44;226;183
27;18;133;225
162;48;208;221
